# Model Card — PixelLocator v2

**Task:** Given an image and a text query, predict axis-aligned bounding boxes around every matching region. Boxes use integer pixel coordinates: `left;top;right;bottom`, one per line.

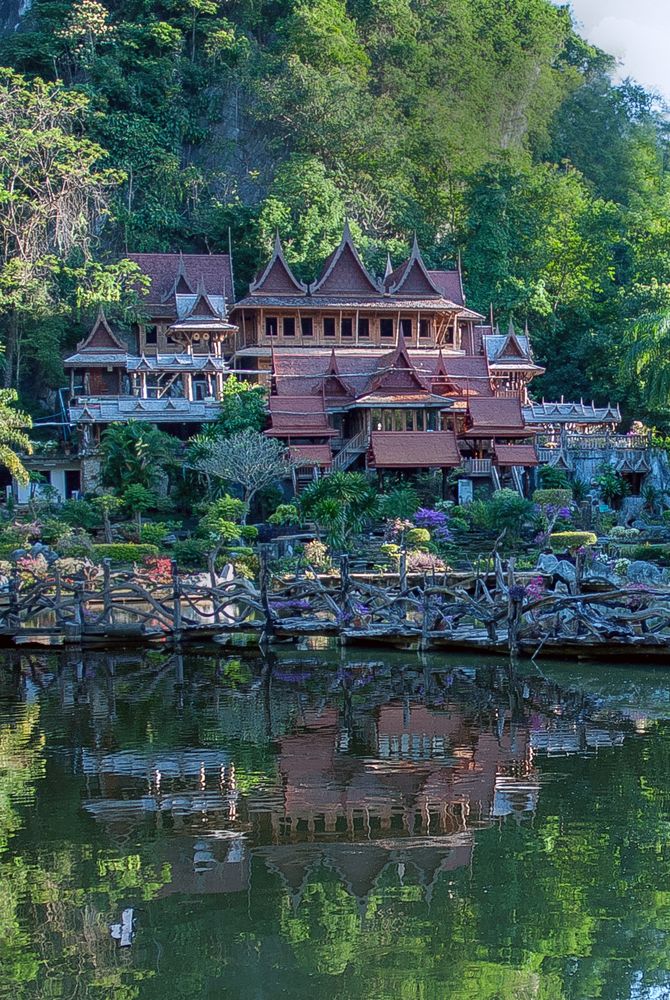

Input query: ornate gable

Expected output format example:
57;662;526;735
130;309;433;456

386;236;442;297
321;349;353;398
497;321;531;360
162;254;193;301
368;333;426;394
76;309;127;353
430;350;459;396
249;233;307;295
310;222;382;297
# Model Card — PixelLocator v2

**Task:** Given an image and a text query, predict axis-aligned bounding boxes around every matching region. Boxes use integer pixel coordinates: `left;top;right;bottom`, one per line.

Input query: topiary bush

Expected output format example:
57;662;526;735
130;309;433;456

406;527;431;548
549;531;597;551
610;526;641;541
90;543;160;563
267;504;300;526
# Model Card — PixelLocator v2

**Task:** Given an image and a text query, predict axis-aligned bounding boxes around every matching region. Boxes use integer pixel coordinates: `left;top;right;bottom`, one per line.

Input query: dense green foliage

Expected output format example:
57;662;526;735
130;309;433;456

2;0;670;420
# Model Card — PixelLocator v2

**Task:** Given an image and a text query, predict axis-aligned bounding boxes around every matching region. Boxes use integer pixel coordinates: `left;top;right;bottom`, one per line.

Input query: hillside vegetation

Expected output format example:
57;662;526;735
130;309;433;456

2;0;670;424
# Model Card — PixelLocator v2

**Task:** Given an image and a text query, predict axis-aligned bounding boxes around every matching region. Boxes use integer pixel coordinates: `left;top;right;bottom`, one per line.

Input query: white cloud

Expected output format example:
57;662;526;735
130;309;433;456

565;0;670;101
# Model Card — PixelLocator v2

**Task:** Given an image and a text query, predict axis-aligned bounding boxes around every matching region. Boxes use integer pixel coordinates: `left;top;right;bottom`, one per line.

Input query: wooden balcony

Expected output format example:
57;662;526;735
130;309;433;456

464;458;492;476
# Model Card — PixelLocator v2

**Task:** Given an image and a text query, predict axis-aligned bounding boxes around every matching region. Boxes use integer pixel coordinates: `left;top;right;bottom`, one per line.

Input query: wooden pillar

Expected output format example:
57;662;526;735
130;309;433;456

140;371;147;398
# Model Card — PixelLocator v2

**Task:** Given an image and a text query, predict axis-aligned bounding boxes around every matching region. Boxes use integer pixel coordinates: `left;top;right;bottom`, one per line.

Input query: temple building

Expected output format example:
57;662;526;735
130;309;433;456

14;227;626;501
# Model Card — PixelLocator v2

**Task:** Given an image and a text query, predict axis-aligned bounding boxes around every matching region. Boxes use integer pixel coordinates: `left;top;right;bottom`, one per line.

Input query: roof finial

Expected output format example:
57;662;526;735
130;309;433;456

384;253;393;280
489;303;494;328
411;231;420;255
508;317;515;337
342;217;352;241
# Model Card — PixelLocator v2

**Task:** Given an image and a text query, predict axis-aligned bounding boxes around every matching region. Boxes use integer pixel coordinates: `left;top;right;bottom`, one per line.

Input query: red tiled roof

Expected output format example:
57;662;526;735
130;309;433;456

369;431;461;468
427;270;464;306
494;443;539;466
462;397;534;438
127;253;234;304
289;444;332;467
267;395;337;436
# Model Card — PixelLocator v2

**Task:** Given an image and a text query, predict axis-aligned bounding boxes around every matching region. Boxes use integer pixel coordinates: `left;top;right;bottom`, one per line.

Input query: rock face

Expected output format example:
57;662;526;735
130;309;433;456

627;560;665;586
584;560;618;585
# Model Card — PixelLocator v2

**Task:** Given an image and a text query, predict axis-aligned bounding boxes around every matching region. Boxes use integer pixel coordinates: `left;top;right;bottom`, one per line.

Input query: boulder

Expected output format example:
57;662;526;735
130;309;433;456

584;560;618;585
555;560;577;585
627;560;665;586
536;553;559;575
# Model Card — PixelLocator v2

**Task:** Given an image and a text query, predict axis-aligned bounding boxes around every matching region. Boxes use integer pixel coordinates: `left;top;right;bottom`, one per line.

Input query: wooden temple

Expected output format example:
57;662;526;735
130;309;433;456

52;228;626;500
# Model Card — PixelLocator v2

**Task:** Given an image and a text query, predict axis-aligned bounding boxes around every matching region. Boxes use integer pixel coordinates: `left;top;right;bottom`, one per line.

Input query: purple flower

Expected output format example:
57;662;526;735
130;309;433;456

557;506;572;519
415;508;449;530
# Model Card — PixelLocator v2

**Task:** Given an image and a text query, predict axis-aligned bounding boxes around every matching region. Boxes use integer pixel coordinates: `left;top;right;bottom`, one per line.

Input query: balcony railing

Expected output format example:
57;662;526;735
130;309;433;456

464;458;492;475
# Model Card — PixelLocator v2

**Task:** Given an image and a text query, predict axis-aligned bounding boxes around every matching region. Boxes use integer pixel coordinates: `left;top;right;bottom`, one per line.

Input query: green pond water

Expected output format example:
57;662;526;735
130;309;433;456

1;645;670;1000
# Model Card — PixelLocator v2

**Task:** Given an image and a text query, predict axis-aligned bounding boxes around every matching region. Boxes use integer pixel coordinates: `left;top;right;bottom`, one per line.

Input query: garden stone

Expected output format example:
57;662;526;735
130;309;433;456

555;560;576;584
584;560;618;584
554;581;570;594
163;534;177;546
627;560;665;586
536;553;559;575
10;548;27;560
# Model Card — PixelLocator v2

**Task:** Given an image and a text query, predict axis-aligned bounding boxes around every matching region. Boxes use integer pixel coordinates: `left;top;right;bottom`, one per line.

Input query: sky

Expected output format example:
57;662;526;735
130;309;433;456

565;0;670;101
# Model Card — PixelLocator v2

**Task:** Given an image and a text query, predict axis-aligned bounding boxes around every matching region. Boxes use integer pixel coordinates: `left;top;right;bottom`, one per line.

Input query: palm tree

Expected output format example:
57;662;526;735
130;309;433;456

0;388;32;485
100;421;177;490
628;306;670;408
299;472;379;552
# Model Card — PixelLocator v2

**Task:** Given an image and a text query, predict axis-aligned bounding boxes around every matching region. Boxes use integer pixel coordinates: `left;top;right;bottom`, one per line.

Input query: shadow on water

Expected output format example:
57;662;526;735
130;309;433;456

1;644;670;999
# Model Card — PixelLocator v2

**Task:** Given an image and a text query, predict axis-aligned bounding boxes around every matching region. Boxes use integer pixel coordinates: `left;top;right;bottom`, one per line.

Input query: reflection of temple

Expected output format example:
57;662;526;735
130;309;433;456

80;682;541;908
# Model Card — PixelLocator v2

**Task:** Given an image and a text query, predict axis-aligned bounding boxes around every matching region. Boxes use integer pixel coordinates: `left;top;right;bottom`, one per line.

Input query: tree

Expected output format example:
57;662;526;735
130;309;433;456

122;483;156;531
0;388;32;485
100;421;177;490
213;375;267;437
190;430;292;520
91;493;122;542
299;471;378;551
0;69;121;388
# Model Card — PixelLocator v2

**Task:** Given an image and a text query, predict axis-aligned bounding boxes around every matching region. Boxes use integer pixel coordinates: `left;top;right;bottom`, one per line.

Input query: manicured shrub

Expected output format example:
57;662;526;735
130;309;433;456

267;504;300;526
533;489;573;509
549;531;597;551
406;527;431;548
90;543;159;563
40;519;73;545
59;498;100;530
240;525;258;542
610;526;641;540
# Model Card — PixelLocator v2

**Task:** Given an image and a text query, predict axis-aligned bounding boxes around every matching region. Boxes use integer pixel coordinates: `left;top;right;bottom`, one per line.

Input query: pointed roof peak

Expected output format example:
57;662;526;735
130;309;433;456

384;253;393;280
163;251;193;300
386;236;443;297
249;232;307;296
310;222;382;296
508;317;515;336
76;307;127;353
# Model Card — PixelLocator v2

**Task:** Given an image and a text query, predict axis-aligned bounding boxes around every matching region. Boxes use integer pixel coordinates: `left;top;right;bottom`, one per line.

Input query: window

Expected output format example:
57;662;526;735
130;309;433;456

265;316;278;338
145;325;158;346
324;317;336;338
358;317;369;338
380;318;394;339
341;317;353;338
301;316;313;337
419;318;431;339
283;317;295;337
400;318;412;340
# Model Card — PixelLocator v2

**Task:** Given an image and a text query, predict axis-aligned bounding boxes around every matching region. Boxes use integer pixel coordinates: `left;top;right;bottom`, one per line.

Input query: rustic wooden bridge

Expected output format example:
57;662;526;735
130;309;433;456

2;549;670;661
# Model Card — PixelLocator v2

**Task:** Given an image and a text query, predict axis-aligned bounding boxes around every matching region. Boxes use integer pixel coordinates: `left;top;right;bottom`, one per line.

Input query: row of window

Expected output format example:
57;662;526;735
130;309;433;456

263;316;433;340
370;409;441;432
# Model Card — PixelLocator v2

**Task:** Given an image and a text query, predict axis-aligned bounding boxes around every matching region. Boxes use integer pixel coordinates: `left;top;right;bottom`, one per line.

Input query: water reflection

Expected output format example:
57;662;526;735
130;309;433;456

0;647;669;999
